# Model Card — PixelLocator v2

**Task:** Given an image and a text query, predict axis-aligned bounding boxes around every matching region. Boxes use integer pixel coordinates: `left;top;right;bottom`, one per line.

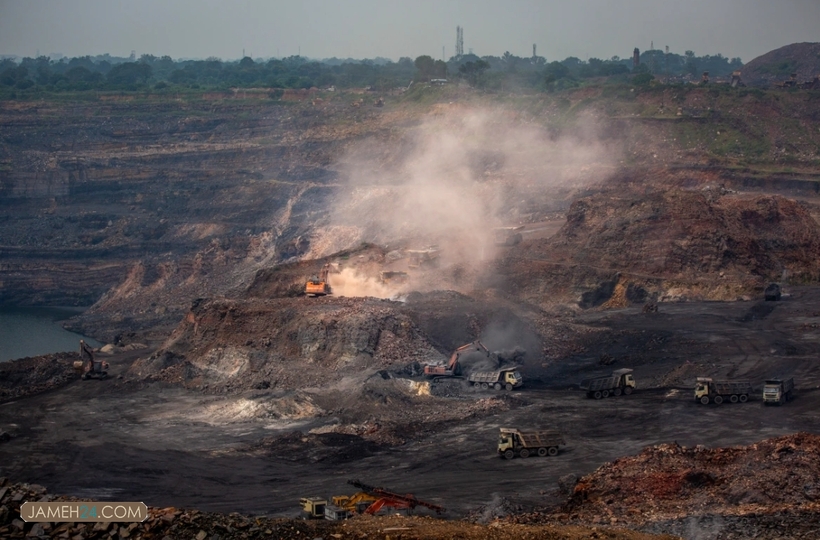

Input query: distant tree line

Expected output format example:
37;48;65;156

0;48;744;96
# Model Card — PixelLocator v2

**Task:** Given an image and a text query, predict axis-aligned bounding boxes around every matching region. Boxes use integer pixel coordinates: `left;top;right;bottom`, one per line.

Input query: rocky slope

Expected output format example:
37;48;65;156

740;42;820;87
499;188;820;307
513;433;820;539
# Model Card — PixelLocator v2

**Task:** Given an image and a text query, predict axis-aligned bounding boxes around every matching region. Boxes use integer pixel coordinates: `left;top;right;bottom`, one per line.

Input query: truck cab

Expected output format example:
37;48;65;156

694;377;712;401
504;370;523;388
300;497;327;519
497;430;518;455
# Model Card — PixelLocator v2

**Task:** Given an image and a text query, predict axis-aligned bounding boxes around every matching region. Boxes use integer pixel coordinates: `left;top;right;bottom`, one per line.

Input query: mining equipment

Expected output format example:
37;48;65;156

305;263;333;297
498;428;565;459
423;340;491;380
73;340;109;380
493;226;524;246
695;377;751;405
299;497;327;519
763;378;795;406
347;479;445;516
579;368;636;399
406;247;439;268
765;283;782;301
469;367;523;391
379;271;409;285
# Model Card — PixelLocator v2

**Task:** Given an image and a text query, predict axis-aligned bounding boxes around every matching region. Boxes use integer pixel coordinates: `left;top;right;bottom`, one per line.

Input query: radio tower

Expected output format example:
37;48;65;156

455;26;464;59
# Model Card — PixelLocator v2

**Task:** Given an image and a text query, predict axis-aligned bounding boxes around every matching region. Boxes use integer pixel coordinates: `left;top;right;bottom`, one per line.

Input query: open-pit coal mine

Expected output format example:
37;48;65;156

2;72;820;540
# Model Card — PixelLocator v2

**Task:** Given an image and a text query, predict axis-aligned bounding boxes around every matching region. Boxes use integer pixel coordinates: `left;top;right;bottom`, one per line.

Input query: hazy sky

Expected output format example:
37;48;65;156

1;0;818;63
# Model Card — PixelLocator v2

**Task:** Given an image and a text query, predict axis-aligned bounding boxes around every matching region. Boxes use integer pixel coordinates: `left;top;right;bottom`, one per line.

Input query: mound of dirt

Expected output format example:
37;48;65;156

0;352;80;403
501;190;820;306
741;42;820;87
512;433;820;538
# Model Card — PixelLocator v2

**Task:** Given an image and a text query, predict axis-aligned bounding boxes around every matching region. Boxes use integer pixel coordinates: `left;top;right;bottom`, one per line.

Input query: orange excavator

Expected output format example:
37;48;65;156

423;340;491;379
305;263;333;297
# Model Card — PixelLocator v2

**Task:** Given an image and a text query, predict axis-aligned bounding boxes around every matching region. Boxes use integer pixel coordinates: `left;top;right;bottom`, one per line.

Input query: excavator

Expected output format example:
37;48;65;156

423;340;491;379
74;340;109;380
305;263;333;297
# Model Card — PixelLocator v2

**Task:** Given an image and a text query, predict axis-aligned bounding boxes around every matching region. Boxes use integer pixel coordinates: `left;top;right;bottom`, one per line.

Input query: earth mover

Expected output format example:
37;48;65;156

73;340;109;380
423;341;491;379
305;263;333;297
469;367;523;391
498;428;565;459
299;497;327;519
580;368;636;399
695;377;751;405
763;378;795;405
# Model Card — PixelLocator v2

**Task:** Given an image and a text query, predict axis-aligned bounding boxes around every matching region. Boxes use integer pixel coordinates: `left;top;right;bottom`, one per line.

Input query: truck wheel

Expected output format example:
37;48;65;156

730;395;738;403
739;394;748;403
548;447;558;457
519;449;530;458
613;388;622;396
714;395;723;405
504;450;515;460
505;383;513;391
700;396;710;405
494;383;502;391
481;383;489;390
601;390;610;398
624;386;633;395
537;447;547;457
593;391;603;400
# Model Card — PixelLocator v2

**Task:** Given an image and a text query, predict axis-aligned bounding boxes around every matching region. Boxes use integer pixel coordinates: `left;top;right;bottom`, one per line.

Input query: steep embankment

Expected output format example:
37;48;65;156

500;189;820;307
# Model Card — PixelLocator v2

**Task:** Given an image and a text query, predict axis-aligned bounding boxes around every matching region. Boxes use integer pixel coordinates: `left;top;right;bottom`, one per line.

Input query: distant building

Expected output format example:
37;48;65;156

633;48;640;68
430;79;448;85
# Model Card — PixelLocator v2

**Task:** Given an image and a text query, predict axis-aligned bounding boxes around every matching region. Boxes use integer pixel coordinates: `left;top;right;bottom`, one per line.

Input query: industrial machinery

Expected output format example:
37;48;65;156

74;340;109;380
406;247;439;269
763;378;795;405
493;226;524;246
694;377;751;405
469;367;523;391
580;368;636;399
347;479;445;516
299;497;327;519
423;341;491;379
765;283;782;301
330;492;379;515
498;428;565;459
305;263;333;297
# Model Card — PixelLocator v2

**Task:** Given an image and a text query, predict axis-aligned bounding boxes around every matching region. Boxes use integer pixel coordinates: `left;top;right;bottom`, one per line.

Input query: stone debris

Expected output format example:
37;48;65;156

0;352;80;403
508;433;820;539
0;478;673;540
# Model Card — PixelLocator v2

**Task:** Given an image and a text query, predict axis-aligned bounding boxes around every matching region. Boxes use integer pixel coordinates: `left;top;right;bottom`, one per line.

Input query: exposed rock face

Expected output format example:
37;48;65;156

501;190;820;306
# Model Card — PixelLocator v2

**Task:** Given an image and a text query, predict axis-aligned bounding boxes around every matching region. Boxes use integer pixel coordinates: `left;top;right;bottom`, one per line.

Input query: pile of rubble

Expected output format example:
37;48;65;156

511;433;820;538
0;352;79;403
0;479;674;540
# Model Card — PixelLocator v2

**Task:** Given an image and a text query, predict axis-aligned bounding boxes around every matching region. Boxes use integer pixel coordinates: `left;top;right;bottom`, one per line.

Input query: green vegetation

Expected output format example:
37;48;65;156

0;48;745;99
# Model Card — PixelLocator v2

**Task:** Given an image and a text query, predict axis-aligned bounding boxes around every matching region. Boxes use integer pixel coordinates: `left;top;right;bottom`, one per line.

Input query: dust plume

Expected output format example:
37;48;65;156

329;268;394;299
313;104;618;293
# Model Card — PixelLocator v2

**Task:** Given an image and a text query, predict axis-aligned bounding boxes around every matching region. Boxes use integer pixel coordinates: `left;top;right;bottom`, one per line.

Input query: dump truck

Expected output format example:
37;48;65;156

299;497;327;519
763;378;795;405
694;377;751;405
468;367;523;391
580;368;636;399
493;226;524;246
498;428;565;459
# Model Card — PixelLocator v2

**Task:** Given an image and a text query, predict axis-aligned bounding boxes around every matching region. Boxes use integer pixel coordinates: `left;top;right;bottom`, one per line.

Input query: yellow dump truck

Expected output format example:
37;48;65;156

498;428;565;459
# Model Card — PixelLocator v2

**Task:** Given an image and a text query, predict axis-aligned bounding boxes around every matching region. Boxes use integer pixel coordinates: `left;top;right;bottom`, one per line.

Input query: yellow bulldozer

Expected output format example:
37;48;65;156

305;263;335;297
